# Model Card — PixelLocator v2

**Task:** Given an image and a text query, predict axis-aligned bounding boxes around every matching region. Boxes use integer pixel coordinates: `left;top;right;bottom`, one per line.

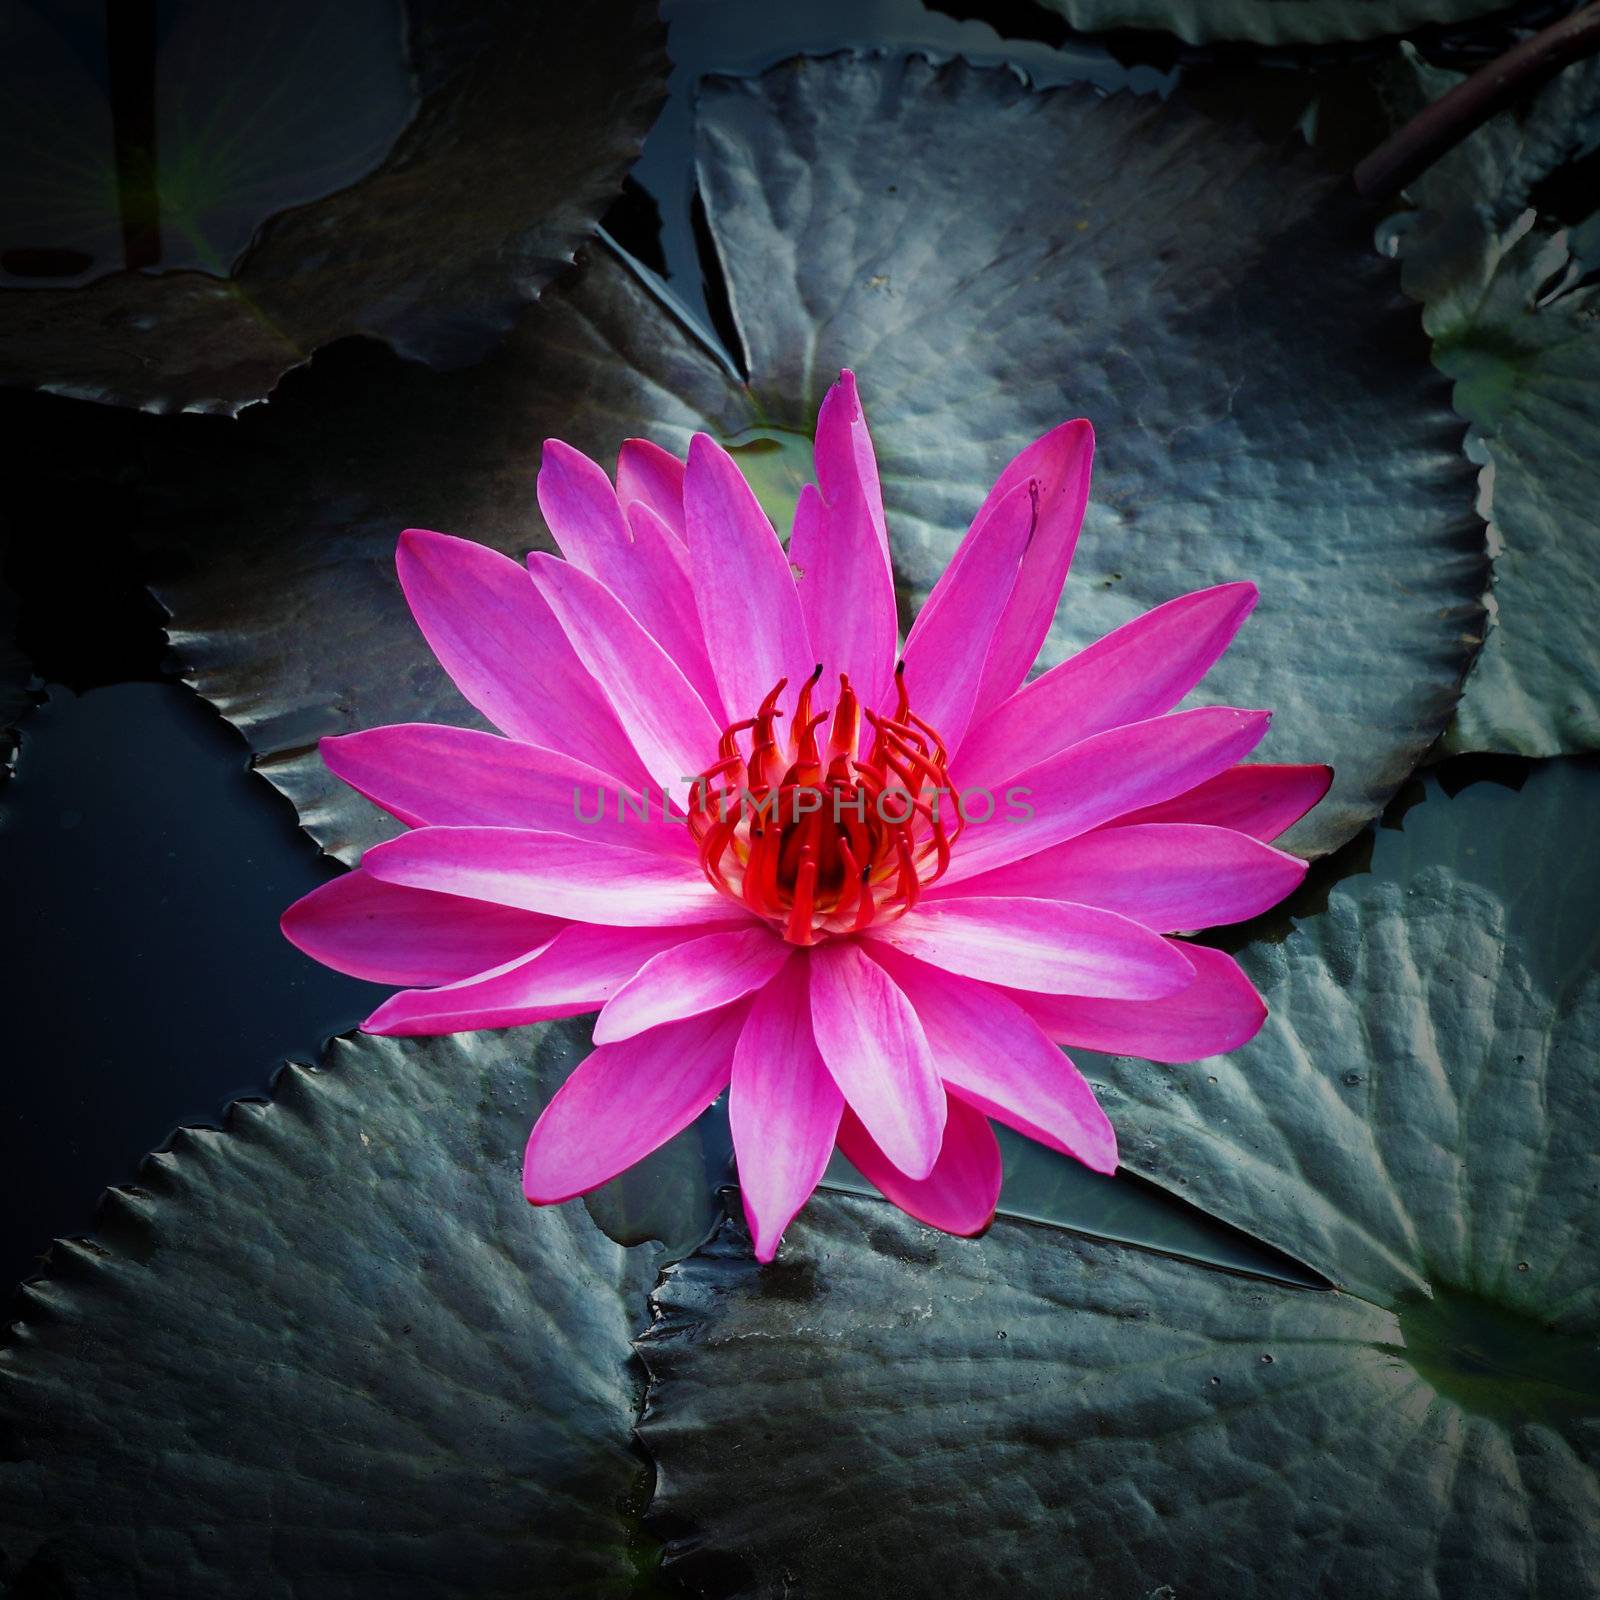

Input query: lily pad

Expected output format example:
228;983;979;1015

1388;53;1600;758
0;1022;664;1597
1095;758;1600;1307
0;0;669;413
139;55;1480;863
823;1120;1329;1285
929;0;1514;47
637;761;1600;1596
1405;266;1600;750
696;59;1483;856
136;257;745;863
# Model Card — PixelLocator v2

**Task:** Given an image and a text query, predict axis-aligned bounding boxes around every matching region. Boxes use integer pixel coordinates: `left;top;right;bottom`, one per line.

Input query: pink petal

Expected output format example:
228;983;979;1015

968;418;1096;719
954;582;1258;791
616;438;687;543
527;553;721;796
729;956;845;1261
320;723;692;856
1010;943;1267;1063
281;868;558;985
787;456;891;717
813;371;888;556
363;957;593;1035
1111;762;1334;842
594;925;791;1044
361;826;726;925
836;1097;1000;1237
625;501;725;716
941;706;1271;885
685;433;813;724
866;946;1116;1173
395;528;642;780
522;1005;746;1204
537;441;722;716
537;440;630;564
361;920;735;1036
808;941;946;1180
866;896;1195;998
789;372;897;710
935;822;1307;932
788;485;896;715
900;476;1036;751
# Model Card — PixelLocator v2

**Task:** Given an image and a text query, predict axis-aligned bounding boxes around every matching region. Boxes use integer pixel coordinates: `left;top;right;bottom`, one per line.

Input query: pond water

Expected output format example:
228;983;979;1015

0;682;383;1288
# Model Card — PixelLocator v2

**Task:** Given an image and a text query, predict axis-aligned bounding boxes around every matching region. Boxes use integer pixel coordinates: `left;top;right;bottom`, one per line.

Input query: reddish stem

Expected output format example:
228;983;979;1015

1355;2;1600;200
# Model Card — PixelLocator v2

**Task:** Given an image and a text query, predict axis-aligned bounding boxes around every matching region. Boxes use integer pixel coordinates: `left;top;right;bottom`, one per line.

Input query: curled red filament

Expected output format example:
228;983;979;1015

687;664;961;945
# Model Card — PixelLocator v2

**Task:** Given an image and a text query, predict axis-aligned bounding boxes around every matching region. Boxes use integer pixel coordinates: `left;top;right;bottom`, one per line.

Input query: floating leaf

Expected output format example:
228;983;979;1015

697;60;1485;856
1388;53;1600;758
0;1023;663;1597
584;1120;729;1262
637;762;1600;1596
1432;281;1600;758
930;0;1513;47
823;1120;1328;1285
1384;49;1600;234
135;55;1480;863
1091;759;1600;1307
134;257;741;862
0;0;668;413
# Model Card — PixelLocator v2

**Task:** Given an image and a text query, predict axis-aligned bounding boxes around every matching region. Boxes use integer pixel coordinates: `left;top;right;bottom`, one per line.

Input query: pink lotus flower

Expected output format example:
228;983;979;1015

283;371;1329;1259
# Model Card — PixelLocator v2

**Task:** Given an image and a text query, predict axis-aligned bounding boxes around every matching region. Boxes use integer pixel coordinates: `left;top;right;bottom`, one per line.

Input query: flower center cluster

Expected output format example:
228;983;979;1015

688;664;961;945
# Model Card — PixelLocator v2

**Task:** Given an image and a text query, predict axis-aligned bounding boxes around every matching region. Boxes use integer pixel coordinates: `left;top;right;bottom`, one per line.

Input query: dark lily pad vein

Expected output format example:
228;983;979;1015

638;763;1600;1598
139;54;1481;866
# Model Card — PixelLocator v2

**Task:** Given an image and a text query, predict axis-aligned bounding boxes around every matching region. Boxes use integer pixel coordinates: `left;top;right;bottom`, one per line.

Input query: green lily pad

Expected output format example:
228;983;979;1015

1384;49;1600;236
823;1119;1329;1285
0;1023;665;1597
1096;758;1600;1307
136;254;745;863
700;60;1483;857
931;0;1513;47
637;762;1600;1596
138;55;1480;863
643;1194;1599;1599
0;0;668;414
1387;53;1600;758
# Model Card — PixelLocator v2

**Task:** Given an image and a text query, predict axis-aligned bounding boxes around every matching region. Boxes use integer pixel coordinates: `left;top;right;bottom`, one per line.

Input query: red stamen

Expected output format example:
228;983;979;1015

687;667;958;944
828;675;860;760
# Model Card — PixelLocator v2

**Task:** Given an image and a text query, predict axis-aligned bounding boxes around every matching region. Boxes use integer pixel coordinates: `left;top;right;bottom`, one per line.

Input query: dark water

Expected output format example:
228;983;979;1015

0;682;385;1288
